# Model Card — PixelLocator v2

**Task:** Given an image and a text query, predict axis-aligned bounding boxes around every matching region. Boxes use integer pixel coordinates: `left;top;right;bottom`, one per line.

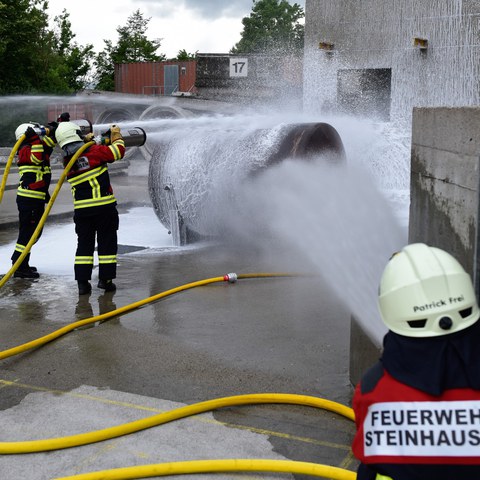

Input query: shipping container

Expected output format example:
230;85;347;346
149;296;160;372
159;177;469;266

115;61;197;96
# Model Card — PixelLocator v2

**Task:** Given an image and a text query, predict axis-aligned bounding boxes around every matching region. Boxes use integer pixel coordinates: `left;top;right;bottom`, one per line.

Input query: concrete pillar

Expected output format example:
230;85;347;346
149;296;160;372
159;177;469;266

409;107;480;295
349;315;383;387
350;106;480;387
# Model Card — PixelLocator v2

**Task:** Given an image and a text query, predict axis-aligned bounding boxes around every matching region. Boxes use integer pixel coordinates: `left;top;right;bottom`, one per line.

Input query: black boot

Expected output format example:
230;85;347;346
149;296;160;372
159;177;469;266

78;280;92;295
14;266;40;279
97;279;116;292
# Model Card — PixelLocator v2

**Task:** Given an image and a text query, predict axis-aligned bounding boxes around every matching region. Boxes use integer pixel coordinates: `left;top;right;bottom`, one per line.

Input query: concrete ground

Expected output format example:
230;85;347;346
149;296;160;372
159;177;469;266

0;156;357;479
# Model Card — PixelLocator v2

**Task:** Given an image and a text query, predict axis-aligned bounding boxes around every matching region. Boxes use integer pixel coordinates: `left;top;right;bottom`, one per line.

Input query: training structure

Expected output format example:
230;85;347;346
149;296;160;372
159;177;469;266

304;0;480;122
148;122;346;245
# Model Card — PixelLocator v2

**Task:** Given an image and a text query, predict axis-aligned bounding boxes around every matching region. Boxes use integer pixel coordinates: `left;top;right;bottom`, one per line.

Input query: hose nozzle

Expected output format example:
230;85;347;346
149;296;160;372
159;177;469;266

97;127;147;147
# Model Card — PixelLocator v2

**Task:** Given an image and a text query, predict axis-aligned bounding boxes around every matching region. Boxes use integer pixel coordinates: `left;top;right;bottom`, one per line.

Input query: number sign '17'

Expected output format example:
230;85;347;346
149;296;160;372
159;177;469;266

229;58;248;77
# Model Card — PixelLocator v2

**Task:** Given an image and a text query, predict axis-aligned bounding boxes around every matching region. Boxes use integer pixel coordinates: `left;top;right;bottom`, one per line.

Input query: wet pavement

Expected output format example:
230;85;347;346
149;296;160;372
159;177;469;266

0;158;357;479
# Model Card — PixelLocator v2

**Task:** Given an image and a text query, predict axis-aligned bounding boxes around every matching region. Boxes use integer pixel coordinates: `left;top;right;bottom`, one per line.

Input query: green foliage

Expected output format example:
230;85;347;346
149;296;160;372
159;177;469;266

0;2;218;96
94;9;165;91
0;0;51;93
0;1;93;94
52;10;94;91
172;49;198;61
231;0;304;54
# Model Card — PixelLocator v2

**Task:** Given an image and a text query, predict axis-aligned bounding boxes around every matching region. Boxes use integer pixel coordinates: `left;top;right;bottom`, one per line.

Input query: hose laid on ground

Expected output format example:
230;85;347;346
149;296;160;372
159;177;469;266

0;392;353;454
0;273;294;361
0;141;95;289
1;143;355;477
0;135;24;205
54;458;357;480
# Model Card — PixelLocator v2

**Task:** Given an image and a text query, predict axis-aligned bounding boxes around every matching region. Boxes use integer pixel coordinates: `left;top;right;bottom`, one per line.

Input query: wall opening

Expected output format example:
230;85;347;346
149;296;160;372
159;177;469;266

337;68;392;121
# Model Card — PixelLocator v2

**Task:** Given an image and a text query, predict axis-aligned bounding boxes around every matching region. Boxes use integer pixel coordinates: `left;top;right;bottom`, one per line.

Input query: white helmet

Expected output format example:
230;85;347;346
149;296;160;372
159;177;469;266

55;121;83;148
15;123;36;141
378;243;479;337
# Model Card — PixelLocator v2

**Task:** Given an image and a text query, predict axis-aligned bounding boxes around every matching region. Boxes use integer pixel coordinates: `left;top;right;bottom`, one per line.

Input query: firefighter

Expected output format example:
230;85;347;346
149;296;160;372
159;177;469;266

352;243;480;479
57;112;70;123
10;122;57;278
55;120;125;295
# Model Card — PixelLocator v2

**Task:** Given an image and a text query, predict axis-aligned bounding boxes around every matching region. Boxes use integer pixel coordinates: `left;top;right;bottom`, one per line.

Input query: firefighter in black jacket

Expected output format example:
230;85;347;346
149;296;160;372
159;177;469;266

55;121;125;295
11;122;57;278
352;243;480;480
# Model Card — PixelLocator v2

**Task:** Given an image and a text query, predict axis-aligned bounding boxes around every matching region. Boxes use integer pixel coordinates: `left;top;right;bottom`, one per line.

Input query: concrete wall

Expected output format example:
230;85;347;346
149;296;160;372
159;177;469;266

409;107;480;294
349;315;383;387
195;53;303;108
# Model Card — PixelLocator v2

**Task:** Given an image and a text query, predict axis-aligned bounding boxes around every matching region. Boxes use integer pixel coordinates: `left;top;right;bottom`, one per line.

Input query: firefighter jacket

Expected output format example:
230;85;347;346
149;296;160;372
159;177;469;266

352;321;480;480
16;133;55;206
63;139;125;214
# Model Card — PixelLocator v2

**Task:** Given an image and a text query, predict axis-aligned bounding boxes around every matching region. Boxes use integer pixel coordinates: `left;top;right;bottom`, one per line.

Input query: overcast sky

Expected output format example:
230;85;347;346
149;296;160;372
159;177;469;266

47;0;306;59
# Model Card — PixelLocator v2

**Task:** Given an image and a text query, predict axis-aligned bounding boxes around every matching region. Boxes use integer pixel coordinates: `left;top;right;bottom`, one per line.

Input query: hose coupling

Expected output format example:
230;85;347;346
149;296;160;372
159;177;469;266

33;125;48;137
223;273;238;283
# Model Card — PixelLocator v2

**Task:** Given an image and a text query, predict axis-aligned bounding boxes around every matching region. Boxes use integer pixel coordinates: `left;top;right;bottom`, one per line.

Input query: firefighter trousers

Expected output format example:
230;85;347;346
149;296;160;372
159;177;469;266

73;206;119;282
11;204;44;268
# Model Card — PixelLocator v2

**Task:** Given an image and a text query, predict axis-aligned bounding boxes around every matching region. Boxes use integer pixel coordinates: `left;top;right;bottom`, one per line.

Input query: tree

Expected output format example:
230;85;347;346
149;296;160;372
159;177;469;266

231;0;304;54
0;0;52;93
52;10;94;91
0;1;94;94
94;9;165;91
172;49;197;61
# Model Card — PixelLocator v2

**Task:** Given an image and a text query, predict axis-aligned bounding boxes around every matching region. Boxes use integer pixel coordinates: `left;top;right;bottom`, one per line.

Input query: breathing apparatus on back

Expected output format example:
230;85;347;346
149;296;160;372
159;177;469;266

56;120;146;153
15;119;93;146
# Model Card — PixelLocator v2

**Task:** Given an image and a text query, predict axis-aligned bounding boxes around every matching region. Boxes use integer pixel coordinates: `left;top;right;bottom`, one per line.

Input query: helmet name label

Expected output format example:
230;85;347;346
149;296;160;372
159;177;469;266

413;295;464;312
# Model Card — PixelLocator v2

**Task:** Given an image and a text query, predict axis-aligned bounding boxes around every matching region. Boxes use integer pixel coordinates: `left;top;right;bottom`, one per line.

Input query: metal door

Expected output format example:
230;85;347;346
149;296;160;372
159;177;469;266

164;65;179;95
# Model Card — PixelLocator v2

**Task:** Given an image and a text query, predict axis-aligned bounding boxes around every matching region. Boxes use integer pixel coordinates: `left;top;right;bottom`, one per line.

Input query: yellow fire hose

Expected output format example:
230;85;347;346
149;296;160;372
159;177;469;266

0;135;24;205
0;142;357;479
54;458;357;480
0;393;353;454
0;273;294;361
0;141;95;289
0;275;356;475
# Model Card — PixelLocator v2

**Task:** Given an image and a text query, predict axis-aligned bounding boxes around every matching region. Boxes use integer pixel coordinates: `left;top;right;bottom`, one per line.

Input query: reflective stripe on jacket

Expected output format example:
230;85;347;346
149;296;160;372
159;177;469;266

65;140;125;211
16;138;52;203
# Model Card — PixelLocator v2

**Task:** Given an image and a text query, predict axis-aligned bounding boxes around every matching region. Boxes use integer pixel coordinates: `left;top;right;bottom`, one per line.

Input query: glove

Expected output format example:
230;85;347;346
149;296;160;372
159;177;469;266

43;145;54;156
110;124;123;143
84;132;95;143
24;126;38;140
47;121;58;136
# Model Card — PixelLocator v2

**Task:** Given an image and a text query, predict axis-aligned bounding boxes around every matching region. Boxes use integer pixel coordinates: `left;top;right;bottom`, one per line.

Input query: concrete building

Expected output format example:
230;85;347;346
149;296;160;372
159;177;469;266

304;0;480;122
195;53;303;107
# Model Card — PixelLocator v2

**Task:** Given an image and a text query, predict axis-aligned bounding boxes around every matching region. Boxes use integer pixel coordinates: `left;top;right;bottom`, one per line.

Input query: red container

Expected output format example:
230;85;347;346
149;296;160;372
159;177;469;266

115;61;197;96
